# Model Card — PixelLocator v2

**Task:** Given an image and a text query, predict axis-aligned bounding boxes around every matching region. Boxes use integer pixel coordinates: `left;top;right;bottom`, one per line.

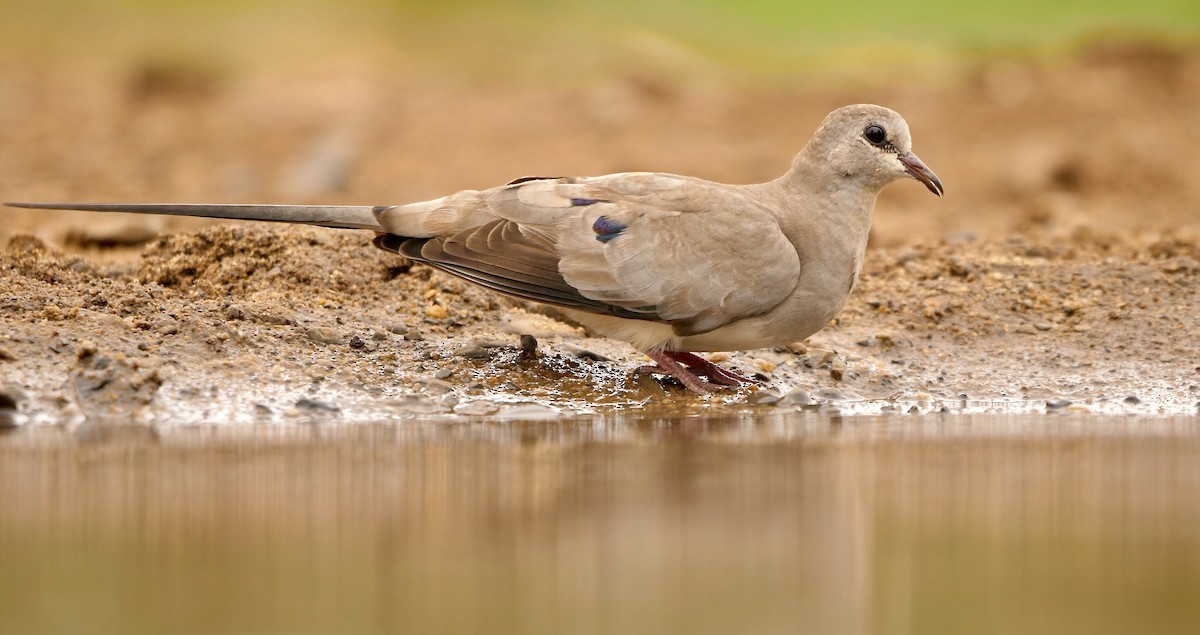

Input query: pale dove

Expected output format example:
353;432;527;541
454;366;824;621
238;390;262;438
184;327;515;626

8;104;942;393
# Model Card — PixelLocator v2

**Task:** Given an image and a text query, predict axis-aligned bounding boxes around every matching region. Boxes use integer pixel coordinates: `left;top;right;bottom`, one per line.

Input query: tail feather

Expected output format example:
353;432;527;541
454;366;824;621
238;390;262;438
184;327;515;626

4;202;385;231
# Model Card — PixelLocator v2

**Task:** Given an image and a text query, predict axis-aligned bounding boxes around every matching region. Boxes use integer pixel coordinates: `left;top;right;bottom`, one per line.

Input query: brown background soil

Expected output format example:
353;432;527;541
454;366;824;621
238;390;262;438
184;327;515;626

2;39;1199;420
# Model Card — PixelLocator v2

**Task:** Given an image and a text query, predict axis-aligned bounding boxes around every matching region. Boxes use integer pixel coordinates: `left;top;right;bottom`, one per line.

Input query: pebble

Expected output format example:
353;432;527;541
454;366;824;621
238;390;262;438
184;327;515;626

803;349;837;368
815;388;846;401
0;385;23;411
255;310;295;326
830;359;846;381
225;304;245;320
349;335;366;349
433;368;454;379
425;305;448;320
295;398;340;413
455;345;493;360
389;323;409;335
780;388;817;407
371;329;389;341
0;346;15;361
563;344;611;361
519;334;538;354
1123;395;1141;404
1034;321;1053;331
413;378;454;394
1045;399;1072;410
745;390;782;405
403;331;425;342
305;327;345;345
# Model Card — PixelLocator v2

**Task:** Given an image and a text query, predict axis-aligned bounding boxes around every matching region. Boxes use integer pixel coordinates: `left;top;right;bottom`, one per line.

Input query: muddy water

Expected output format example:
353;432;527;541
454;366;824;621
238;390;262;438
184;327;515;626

2;414;1199;635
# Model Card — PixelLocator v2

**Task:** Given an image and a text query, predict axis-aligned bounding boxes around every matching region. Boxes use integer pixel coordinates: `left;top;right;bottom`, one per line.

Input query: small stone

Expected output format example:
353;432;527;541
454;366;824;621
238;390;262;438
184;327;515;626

1015;324;1037;335
1046;399;1072;410
455;345;492;360
76;340;98;359
564;344;611;362
389;323;409;335
815;388;846;401
856;337;876;347
746;390;782;405
295;398;340;413
433;368;453;379
1034;321;1053;331
785;341;809;355
403;331;425;342
425;305;448;320
305;327;345;345
830;359;846;381
413;378;454;394
780;388;817;407
225;304;245;320
0;346;15;361
349;336;366;349
255;310;295;326
0;385;24;411
254;404;273;415
371;329;389;341
1123;395;1141;404
519;334;538;353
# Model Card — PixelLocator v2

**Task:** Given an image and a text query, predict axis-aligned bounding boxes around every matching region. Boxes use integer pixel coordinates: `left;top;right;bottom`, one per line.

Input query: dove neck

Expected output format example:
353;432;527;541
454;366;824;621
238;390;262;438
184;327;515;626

773;153;880;221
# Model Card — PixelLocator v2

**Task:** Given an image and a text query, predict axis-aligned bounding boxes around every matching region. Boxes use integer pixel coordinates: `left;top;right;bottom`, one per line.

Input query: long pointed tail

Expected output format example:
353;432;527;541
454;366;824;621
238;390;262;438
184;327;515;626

5;202;386;231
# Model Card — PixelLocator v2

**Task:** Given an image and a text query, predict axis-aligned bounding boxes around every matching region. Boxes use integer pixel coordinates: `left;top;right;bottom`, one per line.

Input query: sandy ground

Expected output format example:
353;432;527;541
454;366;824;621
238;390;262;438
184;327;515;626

2;39;1199;422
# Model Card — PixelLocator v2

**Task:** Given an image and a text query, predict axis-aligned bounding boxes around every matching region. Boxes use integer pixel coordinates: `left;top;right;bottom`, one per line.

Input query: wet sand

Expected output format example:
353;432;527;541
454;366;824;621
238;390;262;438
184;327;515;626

3;40;1200;418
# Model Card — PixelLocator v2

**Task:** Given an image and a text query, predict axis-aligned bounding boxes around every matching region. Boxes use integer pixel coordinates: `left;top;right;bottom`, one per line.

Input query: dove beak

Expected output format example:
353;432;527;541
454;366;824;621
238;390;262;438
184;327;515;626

899;151;944;197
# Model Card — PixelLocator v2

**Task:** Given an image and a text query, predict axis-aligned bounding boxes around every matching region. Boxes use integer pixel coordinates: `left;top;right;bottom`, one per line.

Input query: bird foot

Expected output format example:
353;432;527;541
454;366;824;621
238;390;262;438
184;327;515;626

668;352;761;386
638;351;758;394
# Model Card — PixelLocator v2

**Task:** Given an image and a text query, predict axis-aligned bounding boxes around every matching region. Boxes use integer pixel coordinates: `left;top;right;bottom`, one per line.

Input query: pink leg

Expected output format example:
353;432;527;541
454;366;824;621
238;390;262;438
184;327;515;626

669;352;761;386
640;350;719;394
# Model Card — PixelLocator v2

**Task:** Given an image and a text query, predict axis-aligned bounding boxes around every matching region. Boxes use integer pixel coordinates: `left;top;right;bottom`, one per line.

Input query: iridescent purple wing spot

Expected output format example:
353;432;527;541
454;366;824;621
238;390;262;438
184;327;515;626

592;215;626;243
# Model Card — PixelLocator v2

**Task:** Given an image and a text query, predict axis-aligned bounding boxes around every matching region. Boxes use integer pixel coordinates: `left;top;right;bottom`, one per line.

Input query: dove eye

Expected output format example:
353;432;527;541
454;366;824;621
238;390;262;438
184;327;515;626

863;124;887;146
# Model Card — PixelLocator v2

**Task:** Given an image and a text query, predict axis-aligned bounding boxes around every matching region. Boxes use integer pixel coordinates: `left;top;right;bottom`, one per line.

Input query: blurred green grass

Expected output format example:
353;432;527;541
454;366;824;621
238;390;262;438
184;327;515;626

1;0;1198;78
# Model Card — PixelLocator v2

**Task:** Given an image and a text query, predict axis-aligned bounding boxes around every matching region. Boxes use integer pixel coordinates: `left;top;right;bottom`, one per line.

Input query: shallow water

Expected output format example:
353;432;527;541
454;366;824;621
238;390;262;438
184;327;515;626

3;414;1199;635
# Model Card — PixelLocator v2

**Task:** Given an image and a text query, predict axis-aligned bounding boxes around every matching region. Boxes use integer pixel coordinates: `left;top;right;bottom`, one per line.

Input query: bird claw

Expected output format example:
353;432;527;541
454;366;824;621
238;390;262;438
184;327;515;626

639;351;760;394
668;352;760;387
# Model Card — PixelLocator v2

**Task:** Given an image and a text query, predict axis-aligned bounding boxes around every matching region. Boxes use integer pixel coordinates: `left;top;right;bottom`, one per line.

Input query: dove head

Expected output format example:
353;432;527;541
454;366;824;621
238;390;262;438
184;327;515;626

796;104;943;197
